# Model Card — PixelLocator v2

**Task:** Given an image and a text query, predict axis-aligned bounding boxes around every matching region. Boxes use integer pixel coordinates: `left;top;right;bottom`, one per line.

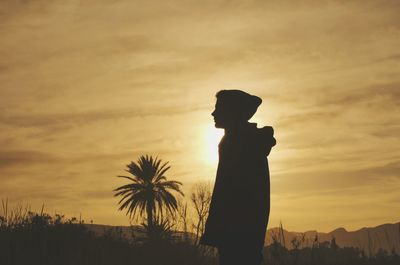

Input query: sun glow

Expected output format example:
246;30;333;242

204;125;224;166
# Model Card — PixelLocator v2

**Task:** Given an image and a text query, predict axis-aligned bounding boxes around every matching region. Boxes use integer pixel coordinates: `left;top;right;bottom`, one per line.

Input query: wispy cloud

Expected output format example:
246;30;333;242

0;150;57;168
0;0;399;231
0;105;207;128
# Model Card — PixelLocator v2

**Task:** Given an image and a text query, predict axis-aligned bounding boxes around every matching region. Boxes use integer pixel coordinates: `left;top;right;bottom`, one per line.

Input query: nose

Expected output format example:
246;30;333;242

211;110;215;117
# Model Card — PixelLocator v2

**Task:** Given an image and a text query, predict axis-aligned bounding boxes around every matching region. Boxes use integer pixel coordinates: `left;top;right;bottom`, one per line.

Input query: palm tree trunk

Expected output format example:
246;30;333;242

146;202;153;235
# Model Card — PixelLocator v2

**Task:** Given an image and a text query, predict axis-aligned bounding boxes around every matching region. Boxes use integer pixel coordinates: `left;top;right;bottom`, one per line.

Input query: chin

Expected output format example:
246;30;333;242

214;122;224;129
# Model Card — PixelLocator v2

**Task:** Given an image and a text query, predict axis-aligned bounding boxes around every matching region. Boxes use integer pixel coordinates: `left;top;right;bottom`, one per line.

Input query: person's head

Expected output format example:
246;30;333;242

211;90;262;129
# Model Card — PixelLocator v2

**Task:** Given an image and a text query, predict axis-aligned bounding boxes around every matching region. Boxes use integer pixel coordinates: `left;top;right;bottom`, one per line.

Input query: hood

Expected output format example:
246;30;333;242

255;125;276;156
223;123;276;156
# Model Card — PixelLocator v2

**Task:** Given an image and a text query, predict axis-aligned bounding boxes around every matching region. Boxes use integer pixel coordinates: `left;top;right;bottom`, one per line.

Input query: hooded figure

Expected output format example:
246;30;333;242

200;90;276;265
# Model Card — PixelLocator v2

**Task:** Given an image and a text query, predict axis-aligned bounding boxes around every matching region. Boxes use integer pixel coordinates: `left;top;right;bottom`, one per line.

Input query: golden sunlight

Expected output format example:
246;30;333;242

204;124;224;166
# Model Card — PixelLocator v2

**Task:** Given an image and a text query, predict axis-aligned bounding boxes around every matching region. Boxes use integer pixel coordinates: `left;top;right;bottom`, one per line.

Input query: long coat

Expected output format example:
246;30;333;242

200;123;276;249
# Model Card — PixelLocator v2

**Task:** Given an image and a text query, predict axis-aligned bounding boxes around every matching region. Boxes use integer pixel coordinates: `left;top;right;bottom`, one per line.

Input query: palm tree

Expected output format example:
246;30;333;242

113;155;184;234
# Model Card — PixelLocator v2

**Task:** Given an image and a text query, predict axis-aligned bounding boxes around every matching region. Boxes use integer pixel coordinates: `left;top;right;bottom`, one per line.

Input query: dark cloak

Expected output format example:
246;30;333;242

200;122;276;249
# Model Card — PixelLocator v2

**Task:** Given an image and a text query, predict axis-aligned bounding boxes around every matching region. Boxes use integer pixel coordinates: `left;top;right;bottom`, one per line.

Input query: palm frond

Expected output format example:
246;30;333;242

126;162;145;181
157;181;184;196
154;165;171;183
116;175;139;183
161;190;179;213
155;161;170;179
113;183;144;193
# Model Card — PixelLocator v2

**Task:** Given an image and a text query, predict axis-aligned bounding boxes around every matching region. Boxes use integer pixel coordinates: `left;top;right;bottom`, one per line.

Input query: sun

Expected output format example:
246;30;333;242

204;124;224;166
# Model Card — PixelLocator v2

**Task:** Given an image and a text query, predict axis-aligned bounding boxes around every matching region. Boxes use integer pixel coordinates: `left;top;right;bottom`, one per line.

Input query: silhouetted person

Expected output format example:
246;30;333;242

200;90;276;265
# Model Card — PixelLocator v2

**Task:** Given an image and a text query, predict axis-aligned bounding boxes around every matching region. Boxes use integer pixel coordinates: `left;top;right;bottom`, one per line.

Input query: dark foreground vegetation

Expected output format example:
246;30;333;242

264;235;400;265
0;208;216;265
1;208;399;265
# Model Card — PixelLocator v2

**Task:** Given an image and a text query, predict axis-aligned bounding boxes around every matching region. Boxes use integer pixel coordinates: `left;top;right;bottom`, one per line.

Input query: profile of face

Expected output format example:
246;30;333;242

211;99;240;129
212;90;261;129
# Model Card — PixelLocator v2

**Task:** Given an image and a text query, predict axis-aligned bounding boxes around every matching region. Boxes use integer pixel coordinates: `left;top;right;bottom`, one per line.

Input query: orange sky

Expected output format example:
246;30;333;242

0;0;399;232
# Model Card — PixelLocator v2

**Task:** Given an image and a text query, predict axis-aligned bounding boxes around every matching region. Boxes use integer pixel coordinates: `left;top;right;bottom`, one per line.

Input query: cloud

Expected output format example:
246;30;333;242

317;82;400;107
0;150;57;168
0;0;399;231
355;160;400;180
0;104;207;130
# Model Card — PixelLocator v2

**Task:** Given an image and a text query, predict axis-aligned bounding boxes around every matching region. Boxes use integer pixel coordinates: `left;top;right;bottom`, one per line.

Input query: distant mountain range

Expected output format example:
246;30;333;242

84;222;400;255
265;222;400;255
